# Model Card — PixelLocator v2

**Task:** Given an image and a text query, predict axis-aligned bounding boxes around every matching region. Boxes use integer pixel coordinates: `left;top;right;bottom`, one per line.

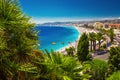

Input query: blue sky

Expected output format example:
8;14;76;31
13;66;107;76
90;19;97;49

20;0;120;23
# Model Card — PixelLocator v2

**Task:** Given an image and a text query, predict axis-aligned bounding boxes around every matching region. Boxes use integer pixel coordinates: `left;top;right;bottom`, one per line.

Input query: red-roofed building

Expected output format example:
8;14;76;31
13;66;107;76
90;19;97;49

107;24;120;29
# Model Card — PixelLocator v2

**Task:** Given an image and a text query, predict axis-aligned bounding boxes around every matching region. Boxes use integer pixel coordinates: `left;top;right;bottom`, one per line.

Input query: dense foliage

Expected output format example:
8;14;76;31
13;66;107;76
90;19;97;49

107;28;115;43
0;0;38;79
89;32;105;51
77;32;90;62
107;71;120;80
96;32;105;50
108;47;120;71
0;0;119;80
65;46;75;56
84;59;108;80
98;28;115;43
38;50;83;80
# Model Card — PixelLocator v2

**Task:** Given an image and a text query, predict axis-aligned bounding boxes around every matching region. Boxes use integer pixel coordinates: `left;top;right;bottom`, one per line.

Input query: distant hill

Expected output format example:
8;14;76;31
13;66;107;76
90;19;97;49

37;19;120;26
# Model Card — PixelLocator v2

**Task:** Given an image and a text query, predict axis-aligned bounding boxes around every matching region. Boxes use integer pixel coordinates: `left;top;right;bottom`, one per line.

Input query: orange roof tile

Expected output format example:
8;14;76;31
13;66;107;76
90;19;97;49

108;24;120;27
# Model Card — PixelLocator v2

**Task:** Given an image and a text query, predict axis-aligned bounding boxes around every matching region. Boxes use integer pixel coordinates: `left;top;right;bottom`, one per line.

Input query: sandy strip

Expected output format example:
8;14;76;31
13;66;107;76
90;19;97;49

57;26;92;54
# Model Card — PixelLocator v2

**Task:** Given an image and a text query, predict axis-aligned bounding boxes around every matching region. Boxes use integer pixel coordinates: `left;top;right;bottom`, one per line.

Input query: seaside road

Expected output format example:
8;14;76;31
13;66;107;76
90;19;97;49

93;52;110;61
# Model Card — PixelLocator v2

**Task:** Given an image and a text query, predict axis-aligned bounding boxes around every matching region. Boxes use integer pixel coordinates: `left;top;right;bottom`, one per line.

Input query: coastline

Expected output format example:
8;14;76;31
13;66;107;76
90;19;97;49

58;26;92;54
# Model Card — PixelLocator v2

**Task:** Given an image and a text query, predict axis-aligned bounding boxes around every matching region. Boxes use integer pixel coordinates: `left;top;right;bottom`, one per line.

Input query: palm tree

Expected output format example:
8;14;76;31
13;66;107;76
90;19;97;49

83;59;108;80
89;32;97;51
0;0;38;63
35;50;83;80
92;32;97;51
96;32;104;50
89;33;94;51
65;46;75;56
0;0;38;79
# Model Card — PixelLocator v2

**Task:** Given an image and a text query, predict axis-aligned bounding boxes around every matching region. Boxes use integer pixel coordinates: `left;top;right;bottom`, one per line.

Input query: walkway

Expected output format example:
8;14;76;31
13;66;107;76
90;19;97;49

93;52;110;61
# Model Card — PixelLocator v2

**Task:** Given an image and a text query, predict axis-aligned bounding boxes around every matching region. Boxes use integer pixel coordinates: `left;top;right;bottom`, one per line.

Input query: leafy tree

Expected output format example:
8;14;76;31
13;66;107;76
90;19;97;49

65;46;75;56
100;43;107;50
77;33;90;62
107;28;115;43
98;28;107;34
108;47;120;71
98;28;115;43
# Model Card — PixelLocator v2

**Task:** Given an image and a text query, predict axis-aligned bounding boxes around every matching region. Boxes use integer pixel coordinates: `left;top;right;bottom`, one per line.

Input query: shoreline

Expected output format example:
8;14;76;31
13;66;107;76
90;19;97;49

58;26;92;54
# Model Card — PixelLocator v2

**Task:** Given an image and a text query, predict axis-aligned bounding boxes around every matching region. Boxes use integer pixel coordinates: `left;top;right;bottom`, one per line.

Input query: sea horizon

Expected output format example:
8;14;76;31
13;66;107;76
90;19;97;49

32;17;120;24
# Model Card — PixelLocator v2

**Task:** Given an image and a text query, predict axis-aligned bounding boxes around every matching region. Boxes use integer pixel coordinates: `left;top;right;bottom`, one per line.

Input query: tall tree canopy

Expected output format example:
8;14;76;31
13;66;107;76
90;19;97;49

96;32;105;50
0;0;38;79
108;47;120;71
77;32;90;62
0;0;38;63
107;28;115;43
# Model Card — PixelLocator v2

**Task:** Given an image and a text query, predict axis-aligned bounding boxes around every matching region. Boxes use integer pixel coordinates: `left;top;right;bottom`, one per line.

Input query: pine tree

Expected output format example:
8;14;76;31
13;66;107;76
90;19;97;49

77;33;90;62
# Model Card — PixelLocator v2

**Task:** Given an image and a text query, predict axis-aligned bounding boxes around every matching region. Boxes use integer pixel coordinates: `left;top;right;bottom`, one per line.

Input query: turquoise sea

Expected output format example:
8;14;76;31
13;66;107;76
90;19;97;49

35;26;80;51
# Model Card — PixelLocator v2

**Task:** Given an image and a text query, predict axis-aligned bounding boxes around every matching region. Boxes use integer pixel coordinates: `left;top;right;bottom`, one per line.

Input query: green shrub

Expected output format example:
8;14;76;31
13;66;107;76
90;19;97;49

106;71;120;80
83;59;108;80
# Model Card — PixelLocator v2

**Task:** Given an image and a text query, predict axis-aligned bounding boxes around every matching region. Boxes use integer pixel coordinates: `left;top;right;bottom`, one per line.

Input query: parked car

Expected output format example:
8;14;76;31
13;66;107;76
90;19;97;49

97;50;108;55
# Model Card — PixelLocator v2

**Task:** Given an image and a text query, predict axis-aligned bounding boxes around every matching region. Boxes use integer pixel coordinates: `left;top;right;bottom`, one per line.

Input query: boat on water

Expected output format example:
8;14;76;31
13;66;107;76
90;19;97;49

52;42;56;45
61;42;64;44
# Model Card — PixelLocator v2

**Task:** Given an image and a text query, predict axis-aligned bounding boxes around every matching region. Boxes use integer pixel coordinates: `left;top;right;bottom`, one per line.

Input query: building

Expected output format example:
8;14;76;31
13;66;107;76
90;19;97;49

108;24;120;29
93;22;104;29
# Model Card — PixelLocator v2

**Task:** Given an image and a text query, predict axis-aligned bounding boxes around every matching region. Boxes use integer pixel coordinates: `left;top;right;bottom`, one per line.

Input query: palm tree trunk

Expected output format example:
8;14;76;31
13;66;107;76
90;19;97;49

95;41;96;51
99;41;101;50
110;37;113;43
93;41;94;51
93;41;96;51
90;40;92;51
0;71;7;80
